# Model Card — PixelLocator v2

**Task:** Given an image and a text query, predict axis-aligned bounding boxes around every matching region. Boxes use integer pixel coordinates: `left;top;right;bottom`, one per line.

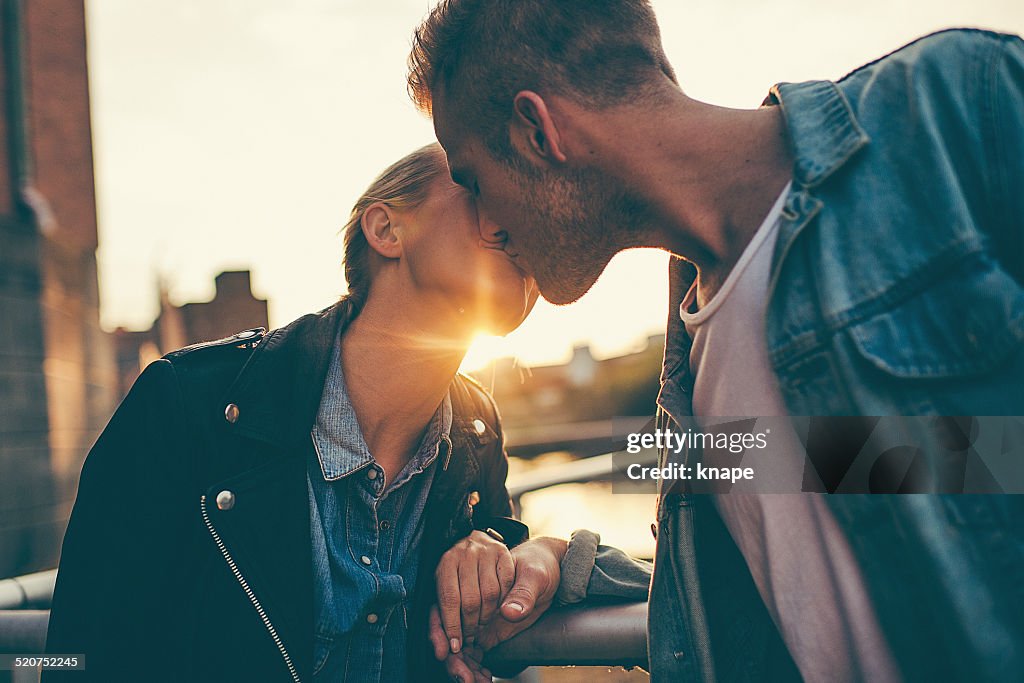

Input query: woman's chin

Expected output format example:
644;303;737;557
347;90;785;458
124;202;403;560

469;300;531;336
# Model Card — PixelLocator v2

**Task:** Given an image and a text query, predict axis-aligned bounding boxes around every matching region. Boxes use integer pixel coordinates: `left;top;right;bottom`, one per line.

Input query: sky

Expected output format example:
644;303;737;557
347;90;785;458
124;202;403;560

84;0;1024;370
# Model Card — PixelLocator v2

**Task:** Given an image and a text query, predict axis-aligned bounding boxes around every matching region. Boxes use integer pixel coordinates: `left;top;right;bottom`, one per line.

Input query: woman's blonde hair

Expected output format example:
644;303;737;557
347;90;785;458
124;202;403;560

341;142;448;315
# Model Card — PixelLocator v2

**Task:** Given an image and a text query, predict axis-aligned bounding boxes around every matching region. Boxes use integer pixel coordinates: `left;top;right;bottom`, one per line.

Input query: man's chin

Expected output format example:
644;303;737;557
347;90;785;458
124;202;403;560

535;275;597;306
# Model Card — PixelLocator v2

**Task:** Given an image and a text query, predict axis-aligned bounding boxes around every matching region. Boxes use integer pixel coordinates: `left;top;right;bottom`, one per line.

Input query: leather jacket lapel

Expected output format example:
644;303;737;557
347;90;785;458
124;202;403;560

202;450;314;680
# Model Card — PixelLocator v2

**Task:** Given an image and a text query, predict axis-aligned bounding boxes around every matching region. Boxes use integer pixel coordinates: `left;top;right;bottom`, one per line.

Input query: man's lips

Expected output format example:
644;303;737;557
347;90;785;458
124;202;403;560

506;251;532;279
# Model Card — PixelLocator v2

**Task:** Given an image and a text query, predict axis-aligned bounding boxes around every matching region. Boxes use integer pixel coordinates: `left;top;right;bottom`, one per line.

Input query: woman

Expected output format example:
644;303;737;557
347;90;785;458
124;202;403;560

45;143;540;682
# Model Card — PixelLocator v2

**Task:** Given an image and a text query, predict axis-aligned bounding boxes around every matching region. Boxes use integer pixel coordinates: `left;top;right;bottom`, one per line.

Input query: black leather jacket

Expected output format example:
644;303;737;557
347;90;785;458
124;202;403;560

45;300;526;682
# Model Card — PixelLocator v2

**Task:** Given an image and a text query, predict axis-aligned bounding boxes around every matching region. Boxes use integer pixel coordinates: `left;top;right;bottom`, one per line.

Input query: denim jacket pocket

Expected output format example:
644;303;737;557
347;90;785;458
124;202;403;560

845;254;1023;379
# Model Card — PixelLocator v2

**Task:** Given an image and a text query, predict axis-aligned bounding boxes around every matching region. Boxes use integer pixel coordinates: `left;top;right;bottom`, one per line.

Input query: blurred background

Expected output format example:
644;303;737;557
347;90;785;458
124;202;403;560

0;1;1022;680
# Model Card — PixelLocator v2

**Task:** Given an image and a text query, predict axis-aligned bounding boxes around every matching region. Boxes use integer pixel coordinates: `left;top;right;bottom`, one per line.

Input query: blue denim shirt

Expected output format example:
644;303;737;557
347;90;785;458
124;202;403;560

647;29;1024;683
307;336;452;682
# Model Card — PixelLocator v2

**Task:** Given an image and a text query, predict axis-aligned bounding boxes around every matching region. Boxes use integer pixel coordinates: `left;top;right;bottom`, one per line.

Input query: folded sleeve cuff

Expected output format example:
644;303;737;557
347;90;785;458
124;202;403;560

555;529;601;605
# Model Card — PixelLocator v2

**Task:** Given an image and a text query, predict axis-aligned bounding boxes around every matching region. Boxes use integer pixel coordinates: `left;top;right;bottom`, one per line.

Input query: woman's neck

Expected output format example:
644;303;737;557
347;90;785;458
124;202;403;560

338;292;471;469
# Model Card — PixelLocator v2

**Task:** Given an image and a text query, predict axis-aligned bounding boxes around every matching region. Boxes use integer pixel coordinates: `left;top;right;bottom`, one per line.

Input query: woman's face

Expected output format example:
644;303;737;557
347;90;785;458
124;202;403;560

397;174;538;336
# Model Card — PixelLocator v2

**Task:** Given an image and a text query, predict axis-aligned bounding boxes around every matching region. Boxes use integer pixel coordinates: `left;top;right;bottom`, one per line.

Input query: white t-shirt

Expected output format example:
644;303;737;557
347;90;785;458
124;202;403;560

680;182;899;683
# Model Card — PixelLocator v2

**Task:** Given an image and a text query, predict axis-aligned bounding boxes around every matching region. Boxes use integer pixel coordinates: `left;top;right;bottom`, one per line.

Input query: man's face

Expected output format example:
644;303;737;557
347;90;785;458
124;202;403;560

432;94;639;306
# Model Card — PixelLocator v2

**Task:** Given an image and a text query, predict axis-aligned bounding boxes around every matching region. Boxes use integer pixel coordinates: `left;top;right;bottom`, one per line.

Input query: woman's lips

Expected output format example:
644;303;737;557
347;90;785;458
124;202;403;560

480;238;530;276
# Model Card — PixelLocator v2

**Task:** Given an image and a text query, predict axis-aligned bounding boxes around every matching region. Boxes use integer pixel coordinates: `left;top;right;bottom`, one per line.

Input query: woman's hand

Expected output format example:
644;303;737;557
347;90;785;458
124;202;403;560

434;530;516;653
429;611;492;683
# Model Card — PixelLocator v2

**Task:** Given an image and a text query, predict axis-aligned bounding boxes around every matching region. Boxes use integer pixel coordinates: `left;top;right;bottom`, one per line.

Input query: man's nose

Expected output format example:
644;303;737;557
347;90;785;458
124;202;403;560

478;214;508;247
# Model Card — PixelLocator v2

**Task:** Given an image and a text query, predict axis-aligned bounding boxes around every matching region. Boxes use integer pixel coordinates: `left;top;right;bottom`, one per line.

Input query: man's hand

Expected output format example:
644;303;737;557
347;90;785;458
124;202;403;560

475;536;567;650
431;535;568;667
435;530;516;653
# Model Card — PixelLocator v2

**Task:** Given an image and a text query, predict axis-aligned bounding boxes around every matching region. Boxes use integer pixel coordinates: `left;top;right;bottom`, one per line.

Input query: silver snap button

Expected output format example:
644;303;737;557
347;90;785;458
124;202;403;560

216;490;236;510
366;613;378;624
472;419;486;435
224;403;240;424
367;468;378;480
360;555;372;566
236;329;256;339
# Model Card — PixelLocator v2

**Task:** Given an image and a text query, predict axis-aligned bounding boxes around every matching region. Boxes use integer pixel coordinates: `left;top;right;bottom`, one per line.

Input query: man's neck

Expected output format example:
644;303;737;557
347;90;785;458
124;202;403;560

584;95;793;304
339;293;469;474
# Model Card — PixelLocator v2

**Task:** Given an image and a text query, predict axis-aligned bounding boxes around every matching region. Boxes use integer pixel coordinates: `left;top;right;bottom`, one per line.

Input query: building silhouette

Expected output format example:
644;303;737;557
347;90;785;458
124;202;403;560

113;270;269;397
472;334;665;432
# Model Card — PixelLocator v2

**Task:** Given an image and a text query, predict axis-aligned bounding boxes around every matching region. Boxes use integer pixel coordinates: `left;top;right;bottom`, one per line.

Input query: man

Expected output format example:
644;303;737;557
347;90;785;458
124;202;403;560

407;1;1024;680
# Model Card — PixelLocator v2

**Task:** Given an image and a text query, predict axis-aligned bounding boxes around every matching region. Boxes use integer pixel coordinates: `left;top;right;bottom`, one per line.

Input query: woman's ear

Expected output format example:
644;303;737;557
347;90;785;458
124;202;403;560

361;202;403;260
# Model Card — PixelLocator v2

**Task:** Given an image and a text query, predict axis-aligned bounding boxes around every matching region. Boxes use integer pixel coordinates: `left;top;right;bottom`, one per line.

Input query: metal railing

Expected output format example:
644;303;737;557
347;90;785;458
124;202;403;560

0;610;47;654
0;449;654;676
487;601;648;674
0;570;56;611
0;603;649;672
508;447;658;508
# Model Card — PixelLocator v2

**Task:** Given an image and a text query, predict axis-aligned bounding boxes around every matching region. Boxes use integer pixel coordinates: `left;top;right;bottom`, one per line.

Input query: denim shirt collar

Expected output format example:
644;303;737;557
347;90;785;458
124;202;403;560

311;335;453;482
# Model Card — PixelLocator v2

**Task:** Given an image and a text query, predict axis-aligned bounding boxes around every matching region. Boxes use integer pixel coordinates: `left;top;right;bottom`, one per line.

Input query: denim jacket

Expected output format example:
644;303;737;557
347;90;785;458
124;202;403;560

565;28;1024;683
649;29;1024;682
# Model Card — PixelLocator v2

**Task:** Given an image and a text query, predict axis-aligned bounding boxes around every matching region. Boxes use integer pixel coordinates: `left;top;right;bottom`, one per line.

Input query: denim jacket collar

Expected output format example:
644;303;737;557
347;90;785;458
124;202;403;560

764;80;870;189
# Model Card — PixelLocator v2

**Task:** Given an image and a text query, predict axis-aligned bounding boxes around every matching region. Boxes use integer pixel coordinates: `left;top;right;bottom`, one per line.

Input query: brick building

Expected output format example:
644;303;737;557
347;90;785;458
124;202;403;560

0;1;117;577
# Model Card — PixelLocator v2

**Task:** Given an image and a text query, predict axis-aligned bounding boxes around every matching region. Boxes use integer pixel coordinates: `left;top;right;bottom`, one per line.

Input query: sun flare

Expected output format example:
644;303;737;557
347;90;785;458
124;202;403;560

460;332;517;373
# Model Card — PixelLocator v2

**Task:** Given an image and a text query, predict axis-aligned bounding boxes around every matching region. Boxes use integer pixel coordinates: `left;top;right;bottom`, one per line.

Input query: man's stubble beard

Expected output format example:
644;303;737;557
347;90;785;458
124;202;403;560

517;166;649;306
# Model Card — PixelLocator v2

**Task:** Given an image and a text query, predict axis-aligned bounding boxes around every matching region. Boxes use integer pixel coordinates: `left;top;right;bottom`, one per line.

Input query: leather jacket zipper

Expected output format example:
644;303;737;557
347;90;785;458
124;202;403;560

201;495;301;683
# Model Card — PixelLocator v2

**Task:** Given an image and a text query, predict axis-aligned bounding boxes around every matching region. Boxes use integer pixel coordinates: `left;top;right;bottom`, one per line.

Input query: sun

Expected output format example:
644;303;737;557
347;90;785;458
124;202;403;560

459;332;516;373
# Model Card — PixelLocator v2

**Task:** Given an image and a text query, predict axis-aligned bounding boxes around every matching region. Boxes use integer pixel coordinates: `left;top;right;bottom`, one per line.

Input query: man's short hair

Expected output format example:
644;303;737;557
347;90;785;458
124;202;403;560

408;0;676;162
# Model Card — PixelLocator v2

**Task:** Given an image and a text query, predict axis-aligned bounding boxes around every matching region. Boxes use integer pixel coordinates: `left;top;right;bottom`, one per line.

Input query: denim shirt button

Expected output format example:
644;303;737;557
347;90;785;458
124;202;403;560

366;613;378;624
673;650;686;660
360;555;372;566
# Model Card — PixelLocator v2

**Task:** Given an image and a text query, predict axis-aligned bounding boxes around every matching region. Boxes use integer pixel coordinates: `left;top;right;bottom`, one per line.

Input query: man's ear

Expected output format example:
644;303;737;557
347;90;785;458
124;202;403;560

511;91;568;165
361;202;402;260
